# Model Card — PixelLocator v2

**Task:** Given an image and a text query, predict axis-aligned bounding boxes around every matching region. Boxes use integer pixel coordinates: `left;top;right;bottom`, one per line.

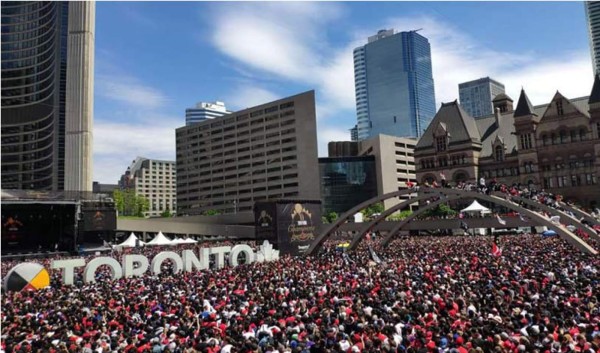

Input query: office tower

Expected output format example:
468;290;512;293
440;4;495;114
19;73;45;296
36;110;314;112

353;29;436;141
185;101;230;126
586;1;600;74
119;157;177;217
458;77;506;118
1;1;95;191
176;91;319;215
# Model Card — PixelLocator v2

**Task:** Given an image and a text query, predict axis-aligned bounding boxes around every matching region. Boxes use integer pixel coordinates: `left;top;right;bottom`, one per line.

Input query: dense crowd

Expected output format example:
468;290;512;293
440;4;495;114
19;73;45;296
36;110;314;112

2;233;600;353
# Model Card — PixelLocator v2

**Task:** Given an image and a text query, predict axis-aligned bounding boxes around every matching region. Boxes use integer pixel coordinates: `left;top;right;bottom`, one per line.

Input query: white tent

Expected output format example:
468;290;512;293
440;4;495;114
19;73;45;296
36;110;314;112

182;237;198;244
115;232;144;248
171;238;186;244
145;231;174;246
461;200;491;214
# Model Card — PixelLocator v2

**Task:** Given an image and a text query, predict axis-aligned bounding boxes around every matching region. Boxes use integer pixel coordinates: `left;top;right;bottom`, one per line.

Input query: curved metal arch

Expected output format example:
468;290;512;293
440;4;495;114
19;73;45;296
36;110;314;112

496;192;600;242
306;188;441;255
382;190;597;255
347;192;453;251
351;194;463;251
557;202;600;228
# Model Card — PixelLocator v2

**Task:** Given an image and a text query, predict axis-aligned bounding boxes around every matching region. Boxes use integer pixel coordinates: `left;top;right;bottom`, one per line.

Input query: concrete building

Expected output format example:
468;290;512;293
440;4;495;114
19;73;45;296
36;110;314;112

586;1;600;74
176;91;320;215
119;157;177;217
185;101;230;126
415;76;600;208
327;135;418;211
1;1;95;192
354;29;436;140
459;77;506;118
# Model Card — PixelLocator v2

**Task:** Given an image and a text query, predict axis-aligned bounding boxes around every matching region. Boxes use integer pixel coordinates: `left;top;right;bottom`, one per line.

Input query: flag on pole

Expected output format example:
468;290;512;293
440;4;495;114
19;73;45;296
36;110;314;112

496;215;506;226
491;242;502;257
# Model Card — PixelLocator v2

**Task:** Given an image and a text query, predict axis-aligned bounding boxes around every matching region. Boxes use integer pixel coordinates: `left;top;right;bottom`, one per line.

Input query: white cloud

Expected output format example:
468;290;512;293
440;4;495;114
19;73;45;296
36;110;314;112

225;84;281;111
93;118;179;183
384;15;593;105
96;75;168;109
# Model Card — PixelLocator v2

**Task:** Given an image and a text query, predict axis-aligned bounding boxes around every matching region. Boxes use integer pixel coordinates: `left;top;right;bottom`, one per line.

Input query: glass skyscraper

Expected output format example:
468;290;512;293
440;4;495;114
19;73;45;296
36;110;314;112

586;1;600;74
2;1;95;191
458;77;506;118
354;29;436;140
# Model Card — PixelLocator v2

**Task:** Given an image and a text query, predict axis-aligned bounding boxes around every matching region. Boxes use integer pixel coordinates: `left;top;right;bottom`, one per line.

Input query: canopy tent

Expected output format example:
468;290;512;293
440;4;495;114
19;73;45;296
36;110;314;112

115;233;144;248
145;231;174;246
182;237;198;244
542;229;558;237
171;238;186;244
461;200;491;214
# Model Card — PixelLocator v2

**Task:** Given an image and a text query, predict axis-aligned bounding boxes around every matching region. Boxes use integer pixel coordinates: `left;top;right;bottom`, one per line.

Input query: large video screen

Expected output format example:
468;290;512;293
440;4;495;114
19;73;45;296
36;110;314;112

82;209;117;231
1;203;77;253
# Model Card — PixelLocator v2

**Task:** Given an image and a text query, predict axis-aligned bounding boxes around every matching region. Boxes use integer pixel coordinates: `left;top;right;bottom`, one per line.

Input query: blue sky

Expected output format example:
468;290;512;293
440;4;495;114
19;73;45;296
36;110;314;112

93;1;593;183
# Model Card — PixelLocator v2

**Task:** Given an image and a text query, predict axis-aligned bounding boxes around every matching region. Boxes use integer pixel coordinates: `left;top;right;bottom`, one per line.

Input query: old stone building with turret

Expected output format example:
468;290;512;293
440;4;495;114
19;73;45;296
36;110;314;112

415;76;600;209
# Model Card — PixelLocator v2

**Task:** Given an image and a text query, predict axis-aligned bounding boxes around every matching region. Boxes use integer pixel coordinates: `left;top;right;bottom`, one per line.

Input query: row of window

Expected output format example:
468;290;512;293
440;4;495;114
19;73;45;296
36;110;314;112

482;167;520;179
420;154;468;169
543;174;597;189
540;159;595;171
540;129;590;146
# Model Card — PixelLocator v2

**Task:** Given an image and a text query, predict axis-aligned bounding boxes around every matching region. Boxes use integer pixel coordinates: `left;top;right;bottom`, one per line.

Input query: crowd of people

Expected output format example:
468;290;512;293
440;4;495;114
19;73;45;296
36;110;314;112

2;233;600;353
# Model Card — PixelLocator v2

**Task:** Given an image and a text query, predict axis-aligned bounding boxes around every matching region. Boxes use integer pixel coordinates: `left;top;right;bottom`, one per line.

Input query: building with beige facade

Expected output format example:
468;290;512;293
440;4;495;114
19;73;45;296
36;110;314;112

119;157;176;217
175;91;320;215
415;76;600;209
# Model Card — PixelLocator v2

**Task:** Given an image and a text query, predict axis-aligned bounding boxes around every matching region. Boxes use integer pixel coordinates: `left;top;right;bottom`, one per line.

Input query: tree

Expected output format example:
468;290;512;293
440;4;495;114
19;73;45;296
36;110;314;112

161;208;172;218
202;209;221;216
114;189;149;217
386;210;413;221
362;202;384;218
424;203;457;218
325;211;338;223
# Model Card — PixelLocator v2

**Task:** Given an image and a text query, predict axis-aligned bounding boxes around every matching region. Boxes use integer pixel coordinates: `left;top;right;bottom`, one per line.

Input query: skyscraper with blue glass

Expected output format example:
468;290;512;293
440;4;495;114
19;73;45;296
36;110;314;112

354;29;436;140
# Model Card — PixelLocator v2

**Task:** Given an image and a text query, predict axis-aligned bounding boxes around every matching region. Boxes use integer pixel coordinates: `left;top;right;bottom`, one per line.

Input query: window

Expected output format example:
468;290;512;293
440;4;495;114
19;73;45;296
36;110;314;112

495;145;504;161
570;130;578;142
580;129;587;141
436;136;447;152
438;157;448;167
551;133;558;145
541;134;548;146
560;131;567;144
519;134;532;150
571;175;581;187
556;100;564;116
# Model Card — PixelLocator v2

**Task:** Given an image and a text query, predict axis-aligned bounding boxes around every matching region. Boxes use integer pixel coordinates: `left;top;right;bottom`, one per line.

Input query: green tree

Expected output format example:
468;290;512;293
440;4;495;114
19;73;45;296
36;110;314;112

161;208;172;218
202;209;221;216
114;189;149;217
134;195;150;217
362;202;384;218
113;189;125;215
325;211;338;223
386;210;413;221
322;216;329;224
424;203;457;218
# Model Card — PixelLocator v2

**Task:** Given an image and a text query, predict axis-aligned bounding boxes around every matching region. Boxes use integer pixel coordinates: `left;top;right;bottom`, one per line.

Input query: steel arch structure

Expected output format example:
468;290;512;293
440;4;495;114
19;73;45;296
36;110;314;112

308;188;598;255
380;190;597;255
306;188;435;255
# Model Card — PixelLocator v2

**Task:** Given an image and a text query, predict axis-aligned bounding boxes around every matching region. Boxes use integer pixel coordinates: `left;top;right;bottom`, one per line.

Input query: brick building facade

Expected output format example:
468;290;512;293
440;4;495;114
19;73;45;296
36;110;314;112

415;76;600;209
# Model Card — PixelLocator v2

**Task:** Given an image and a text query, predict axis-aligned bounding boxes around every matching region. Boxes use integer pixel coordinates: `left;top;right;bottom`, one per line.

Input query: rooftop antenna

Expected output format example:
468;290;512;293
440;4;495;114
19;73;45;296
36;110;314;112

413;28;423;32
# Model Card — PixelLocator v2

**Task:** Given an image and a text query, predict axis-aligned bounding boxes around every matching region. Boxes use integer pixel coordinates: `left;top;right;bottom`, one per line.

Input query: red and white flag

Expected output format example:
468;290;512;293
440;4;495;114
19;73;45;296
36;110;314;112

491;242;502;257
